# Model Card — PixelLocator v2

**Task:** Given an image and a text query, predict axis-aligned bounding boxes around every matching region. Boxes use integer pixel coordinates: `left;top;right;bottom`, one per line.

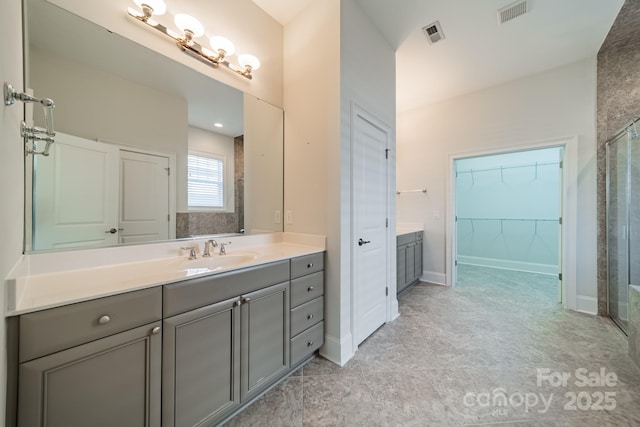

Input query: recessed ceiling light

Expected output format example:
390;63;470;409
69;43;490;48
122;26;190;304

214;123;223;128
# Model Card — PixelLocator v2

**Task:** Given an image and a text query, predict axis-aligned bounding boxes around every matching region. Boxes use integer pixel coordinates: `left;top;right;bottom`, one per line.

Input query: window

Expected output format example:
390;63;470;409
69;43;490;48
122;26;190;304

187;153;225;209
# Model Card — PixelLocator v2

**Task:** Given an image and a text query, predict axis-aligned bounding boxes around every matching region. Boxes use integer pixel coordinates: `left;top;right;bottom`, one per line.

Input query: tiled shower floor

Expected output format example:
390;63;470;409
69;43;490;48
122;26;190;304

224;265;640;426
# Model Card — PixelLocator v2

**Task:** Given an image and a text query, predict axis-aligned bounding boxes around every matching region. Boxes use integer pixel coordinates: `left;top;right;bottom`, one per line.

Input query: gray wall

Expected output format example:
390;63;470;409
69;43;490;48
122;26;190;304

597;0;640;315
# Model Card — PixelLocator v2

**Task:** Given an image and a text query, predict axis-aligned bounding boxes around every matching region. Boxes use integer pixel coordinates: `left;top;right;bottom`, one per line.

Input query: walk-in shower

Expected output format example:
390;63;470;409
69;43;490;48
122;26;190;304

606;118;640;333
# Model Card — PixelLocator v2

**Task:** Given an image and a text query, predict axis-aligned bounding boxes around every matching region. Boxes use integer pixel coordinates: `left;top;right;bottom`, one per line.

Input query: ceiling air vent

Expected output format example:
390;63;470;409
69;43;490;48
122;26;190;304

498;0;528;24
422;21;445;45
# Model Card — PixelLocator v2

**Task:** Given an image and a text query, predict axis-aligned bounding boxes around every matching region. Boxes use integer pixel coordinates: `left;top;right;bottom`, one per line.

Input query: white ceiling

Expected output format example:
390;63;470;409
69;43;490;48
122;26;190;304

256;0;624;112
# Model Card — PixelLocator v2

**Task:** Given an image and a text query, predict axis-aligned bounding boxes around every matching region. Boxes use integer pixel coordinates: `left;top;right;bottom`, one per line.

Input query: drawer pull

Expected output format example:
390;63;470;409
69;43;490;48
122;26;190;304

98;315;111;325
307;286;314;292
151;326;161;335
307;263;314;269
307;314;314;320
307;341;314;347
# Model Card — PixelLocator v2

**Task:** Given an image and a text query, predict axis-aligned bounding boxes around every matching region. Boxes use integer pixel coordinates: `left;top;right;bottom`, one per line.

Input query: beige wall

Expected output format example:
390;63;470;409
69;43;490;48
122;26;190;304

0;1;25;423
284;0;396;364
397;58;598;311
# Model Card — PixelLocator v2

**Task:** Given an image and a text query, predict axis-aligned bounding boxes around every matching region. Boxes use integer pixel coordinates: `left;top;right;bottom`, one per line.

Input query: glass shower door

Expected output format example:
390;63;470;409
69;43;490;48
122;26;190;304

607;132;630;332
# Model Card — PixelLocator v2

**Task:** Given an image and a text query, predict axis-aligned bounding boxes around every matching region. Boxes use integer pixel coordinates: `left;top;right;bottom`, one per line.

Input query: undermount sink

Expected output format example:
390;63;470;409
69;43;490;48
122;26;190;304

178;252;258;270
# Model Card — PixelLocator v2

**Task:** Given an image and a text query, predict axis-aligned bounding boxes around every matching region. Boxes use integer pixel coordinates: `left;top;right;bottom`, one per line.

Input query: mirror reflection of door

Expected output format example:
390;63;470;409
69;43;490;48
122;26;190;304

119;150;170;245
33;133;172;250
33;133;119;250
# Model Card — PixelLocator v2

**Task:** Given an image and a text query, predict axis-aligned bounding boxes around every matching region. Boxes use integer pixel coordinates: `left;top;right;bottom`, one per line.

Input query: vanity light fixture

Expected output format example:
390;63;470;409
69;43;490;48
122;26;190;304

127;0;261;79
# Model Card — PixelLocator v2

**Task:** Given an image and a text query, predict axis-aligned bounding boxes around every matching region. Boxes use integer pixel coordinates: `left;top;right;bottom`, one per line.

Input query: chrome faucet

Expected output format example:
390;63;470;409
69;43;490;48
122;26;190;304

203;240;218;257
219;241;232;255
180;245;197;260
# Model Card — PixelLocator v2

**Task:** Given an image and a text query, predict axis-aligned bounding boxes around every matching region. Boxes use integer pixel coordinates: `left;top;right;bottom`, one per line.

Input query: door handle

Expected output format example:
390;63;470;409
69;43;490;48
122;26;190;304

105;228;124;234
358;238;371;246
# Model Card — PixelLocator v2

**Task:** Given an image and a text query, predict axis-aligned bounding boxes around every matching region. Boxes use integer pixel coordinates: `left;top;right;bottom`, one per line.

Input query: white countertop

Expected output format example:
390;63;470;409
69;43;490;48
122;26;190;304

6;233;325;316
396;223;424;236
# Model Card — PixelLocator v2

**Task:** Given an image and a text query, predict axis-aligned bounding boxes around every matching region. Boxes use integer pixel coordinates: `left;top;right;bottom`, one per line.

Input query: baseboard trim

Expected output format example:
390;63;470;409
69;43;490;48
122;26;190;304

457;256;557;276
422;271;446;285
575;296;597;315
319;332;354;367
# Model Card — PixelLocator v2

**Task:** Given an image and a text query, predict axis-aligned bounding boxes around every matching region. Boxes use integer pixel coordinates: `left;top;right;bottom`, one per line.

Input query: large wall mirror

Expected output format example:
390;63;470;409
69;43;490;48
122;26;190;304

24;0;284;252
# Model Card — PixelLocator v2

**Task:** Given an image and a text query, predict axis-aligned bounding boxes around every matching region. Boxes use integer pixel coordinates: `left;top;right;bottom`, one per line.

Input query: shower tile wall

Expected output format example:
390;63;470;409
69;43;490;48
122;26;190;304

176;136;245;237
597;0;640;316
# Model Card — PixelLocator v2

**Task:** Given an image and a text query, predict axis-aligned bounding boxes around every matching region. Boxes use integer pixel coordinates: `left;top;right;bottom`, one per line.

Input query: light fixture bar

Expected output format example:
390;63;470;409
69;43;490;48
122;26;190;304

127;7;255;80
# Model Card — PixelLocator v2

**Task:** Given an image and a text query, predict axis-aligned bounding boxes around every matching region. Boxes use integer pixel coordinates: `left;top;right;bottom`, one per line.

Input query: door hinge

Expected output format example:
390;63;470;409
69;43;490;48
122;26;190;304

167;214;170;221
385;287;389;296
385;148;390;159
165;167;170;176
455;259;458;266
559;161;563;169
559;217;562;225
386;218;389;228
558;273;563;281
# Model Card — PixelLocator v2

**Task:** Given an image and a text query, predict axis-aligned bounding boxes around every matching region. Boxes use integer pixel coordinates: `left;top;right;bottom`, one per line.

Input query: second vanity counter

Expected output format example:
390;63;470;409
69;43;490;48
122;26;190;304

6;233;326;316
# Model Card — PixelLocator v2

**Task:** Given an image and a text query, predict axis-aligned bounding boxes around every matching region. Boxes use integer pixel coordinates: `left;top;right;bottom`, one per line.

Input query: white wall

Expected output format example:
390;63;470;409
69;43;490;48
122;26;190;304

0;1;25;422
284;0;395;364
188;126;235;213
397;57;598;311
244;95;284;233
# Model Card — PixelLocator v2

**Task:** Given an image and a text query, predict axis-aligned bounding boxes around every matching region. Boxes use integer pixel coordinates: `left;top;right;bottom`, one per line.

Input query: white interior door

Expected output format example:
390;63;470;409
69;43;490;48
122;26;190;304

353;106;389;345
119;150;170;244
33;132;119;250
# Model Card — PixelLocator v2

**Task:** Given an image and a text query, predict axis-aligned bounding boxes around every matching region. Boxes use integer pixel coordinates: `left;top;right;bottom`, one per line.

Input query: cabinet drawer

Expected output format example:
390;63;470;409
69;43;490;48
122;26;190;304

290;321;324;367
290;253;324;279
290;297;324;337
19;287;162;363
290;271;324;307
164;260;290;317
397;233;415;246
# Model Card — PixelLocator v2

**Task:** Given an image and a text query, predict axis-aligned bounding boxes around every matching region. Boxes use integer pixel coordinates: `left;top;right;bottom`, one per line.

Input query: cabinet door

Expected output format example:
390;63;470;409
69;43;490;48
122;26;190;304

241;281;290;401
163;297;240;427
397;245;406;292
406;244;416;287
18;322;161;427
414;241;423;282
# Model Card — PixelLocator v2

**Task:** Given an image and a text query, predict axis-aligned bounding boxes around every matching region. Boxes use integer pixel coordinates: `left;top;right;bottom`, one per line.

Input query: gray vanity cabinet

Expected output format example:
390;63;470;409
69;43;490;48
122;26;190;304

162;261;291;427
15;288;163;427
241;281;290;400
397;231;423;294
162;297;241;427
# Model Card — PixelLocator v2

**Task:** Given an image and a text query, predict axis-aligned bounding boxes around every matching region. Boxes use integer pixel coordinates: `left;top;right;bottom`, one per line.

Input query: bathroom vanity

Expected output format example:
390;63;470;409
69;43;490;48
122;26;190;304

396;229;423;294
6;237;325;427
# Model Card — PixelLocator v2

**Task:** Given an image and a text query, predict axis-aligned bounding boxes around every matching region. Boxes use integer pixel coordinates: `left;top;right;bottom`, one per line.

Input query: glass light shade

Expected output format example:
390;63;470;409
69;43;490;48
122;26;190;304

174;14;204;38
210;36;236;57
238;54;261;71
133;0;166;15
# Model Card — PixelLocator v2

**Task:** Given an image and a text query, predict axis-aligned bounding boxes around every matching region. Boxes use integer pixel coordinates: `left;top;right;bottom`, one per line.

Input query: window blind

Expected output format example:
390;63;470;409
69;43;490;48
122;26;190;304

187;154;224;208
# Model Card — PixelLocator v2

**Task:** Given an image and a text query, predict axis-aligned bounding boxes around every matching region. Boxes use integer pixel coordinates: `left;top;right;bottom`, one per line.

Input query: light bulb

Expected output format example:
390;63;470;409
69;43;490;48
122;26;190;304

210;36;236;57
238;54;261;71
174;14;204;38
133;0;166;15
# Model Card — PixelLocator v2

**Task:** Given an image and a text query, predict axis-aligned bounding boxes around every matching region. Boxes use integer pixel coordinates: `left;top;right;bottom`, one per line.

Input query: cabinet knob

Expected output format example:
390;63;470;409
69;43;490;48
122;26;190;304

98;315;111;325
307;341;314;347
307;314;314;320
307;263;314;269
307;286;314;292
234;300;242;306
243;297;251;304
151;326;161;335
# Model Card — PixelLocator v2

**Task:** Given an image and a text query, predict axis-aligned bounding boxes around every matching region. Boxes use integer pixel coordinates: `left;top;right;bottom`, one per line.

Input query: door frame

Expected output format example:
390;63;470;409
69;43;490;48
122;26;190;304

349;102;393;352
445;136;579;311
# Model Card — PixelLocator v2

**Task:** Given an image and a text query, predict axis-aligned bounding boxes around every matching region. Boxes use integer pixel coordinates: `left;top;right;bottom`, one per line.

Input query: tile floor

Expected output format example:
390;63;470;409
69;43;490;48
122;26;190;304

224;265;640;426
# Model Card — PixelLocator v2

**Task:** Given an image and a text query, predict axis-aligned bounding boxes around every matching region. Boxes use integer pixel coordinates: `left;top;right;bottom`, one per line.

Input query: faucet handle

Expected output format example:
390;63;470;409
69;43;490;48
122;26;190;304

180;246;197;260
219;241;232;255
